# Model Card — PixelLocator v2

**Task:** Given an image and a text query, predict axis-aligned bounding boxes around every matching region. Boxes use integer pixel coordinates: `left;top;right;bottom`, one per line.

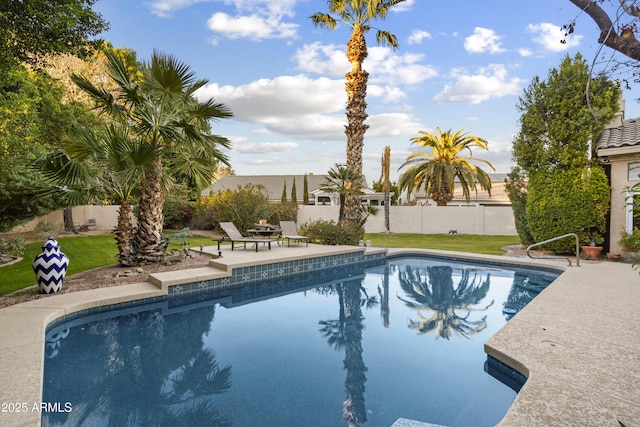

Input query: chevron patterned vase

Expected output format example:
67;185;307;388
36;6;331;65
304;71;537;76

32;237;69;294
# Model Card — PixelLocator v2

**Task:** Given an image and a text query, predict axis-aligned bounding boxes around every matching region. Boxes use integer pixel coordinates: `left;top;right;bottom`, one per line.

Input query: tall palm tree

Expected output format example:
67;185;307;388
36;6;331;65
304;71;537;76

310;0;406;221
398;128;495;206
72;49;232;262
320;164;365;222
380;145;391;233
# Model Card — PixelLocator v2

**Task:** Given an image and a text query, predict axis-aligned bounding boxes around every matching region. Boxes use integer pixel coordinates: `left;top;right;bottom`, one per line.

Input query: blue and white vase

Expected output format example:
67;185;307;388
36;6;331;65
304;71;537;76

32;237;69;294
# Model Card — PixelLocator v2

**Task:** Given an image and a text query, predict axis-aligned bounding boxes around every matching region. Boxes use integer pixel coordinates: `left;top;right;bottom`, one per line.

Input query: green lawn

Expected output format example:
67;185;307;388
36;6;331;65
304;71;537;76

0;233;218;296
0;232;521;297
365;233;521;255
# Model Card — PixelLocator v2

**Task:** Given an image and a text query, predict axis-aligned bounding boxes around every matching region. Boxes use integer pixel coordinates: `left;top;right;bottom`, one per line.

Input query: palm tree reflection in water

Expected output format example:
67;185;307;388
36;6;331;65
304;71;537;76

397;266;494;340
319;280;378;426
43;306;232;426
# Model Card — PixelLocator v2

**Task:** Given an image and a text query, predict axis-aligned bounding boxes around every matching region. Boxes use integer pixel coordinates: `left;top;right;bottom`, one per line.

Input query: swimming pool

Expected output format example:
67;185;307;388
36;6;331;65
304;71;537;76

42;255;559;426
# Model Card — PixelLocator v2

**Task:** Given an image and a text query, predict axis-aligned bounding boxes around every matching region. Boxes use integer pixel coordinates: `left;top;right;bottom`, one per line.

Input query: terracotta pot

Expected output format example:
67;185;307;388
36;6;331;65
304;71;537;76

581;245;603;260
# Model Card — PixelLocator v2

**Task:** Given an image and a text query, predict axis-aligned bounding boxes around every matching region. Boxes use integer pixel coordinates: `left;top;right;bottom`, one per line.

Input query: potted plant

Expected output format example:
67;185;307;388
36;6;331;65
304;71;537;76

581;235;603;260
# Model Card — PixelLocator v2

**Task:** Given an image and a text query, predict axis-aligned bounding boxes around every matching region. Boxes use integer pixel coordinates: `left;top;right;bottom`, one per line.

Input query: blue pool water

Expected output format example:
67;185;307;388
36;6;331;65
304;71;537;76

42;255;558;427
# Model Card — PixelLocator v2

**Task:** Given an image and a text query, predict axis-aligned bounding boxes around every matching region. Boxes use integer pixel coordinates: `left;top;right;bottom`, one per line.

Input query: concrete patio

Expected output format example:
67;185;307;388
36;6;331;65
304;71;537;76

0;243;638;427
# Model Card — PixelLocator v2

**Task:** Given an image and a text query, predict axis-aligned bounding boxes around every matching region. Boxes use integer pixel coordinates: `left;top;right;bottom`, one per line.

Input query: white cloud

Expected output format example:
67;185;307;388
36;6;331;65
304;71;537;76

464;27;506;54
391;0;415;13
205;0;299;40
233;141;298;154
195;74;424;141
294;43;438;86
366;113;425;138
528;22;581;52
408;30;432;45
207;12;298;40
434;64;525;104
145;0;210;17
368;85;407;102
518;48;533;57
195;75;346;139
293;43;349;77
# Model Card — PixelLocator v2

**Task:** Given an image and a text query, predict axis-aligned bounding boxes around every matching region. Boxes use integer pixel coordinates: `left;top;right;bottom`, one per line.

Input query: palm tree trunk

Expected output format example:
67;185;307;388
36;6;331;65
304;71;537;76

382;146;391;233
113;200;137;266
135;157;167;262
344;25;369;222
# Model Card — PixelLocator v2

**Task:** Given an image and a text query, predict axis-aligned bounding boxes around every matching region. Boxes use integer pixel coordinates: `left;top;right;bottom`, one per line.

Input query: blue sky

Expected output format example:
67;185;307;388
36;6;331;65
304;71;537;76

94;0;640;184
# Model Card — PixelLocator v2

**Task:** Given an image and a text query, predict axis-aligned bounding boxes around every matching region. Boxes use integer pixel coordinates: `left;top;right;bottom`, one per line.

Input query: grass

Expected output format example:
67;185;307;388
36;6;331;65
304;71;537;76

0;233;218;296
0;232;521;297
365;233;521;255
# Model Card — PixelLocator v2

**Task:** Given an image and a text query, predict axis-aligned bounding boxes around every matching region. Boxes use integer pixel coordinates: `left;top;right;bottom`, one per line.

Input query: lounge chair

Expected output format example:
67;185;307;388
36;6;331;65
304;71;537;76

217;222;277;252
279;221;309;247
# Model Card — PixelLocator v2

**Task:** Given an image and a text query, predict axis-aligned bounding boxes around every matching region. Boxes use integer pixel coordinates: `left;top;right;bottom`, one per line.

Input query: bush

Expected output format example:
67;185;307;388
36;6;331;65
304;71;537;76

506;167;534;246
163;184;195;229
300;219;364;245
527;166;609;251
0;237;26;259
619;230;640;252
193;184;298;232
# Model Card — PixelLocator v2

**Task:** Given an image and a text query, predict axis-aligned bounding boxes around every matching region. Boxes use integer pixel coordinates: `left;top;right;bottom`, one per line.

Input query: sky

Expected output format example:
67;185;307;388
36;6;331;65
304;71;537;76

93;0;640;184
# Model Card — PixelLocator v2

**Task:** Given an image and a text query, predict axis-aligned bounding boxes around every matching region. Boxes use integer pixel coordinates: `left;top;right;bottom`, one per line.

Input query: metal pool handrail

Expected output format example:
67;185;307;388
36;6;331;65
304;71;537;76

526;233;580;267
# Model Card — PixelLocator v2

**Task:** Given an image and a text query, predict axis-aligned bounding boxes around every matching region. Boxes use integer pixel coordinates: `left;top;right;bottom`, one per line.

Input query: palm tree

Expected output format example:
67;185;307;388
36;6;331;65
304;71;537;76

379;145;391;233
35;123;158;266
310;0;406;221
398;128;495;206
320;164;365;222
72;49;232;262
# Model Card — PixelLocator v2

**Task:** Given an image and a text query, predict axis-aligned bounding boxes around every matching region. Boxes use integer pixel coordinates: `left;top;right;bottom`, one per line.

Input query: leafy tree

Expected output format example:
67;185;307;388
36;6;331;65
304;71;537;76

303;174;309;205
310;0;406;221
290;178;297;203
510;53;621;250
72;49;233;262
0;0;108;67
398;128;495;206
372;180;399;205
281;180;287;204
513;54;621;172
566;0;640;61
320;164;365;222
0;64;100;231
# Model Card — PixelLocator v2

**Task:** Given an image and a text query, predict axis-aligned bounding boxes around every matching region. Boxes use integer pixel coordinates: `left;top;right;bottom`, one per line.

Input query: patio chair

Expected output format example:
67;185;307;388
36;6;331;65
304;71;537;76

217;222;277;252
279;221;309;247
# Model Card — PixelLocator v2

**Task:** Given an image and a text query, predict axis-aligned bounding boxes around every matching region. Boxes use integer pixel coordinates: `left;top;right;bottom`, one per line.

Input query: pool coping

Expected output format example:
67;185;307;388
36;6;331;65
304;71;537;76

1;244;639;426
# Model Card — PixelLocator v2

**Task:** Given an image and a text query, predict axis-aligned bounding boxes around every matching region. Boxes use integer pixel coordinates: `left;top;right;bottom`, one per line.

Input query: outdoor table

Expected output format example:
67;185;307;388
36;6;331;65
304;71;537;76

246;228;282;238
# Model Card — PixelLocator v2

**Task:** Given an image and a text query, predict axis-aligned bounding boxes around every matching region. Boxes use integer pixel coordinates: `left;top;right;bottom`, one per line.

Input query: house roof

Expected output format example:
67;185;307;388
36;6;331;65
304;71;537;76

202;175;330;202
409;173;511;204
596;117;640;152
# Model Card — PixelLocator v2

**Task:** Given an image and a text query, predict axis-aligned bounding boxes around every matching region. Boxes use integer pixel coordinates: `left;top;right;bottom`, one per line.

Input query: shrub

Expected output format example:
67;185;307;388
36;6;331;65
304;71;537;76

619;230;640;252
163;184;195;229
300;219;364;245
193;184;298;232
505;167;534;246
527;166;609;251
0;237;26;260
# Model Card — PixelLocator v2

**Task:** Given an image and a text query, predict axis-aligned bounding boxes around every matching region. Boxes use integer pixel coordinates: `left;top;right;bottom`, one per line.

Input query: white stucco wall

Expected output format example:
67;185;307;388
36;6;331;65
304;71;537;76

14;204;517;236
298;204;517;235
